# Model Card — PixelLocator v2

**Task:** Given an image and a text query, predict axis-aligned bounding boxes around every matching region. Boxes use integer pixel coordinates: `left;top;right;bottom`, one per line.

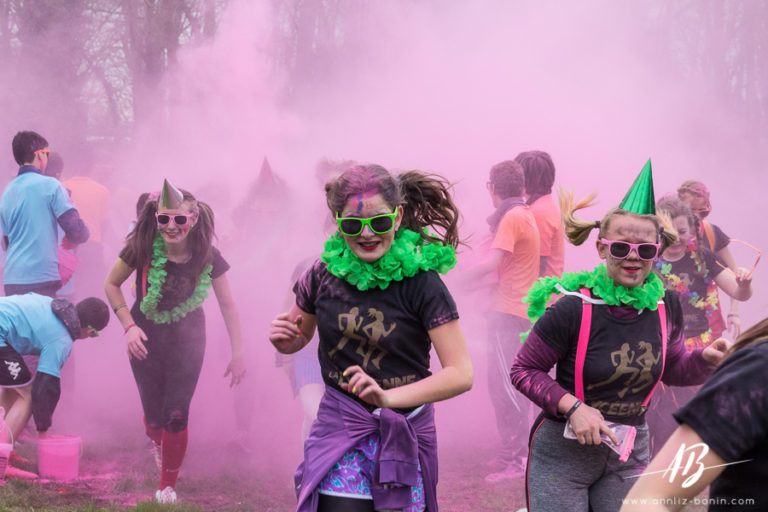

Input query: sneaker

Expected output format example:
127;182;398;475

484;454;510;473
155;486;177;504
8;451;35;473
150;442;161;470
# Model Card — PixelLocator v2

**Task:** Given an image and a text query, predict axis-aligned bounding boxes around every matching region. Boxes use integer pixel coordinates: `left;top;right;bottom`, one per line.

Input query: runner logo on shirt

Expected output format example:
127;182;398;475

587;341;661;398
330;307;394;371
4;360;21;380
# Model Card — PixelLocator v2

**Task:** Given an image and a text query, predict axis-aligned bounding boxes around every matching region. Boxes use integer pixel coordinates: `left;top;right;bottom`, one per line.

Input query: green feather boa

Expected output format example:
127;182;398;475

321;228;457;291
140;234;213;324
520;263;665;342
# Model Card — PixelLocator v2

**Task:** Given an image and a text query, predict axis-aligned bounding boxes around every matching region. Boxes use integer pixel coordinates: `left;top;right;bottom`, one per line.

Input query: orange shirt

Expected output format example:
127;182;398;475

62;176;110;243
529;194;565;277
490;205;540;317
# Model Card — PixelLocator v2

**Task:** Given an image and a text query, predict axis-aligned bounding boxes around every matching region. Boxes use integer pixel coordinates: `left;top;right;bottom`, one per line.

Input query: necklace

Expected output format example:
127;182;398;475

140;234;213;324
321;228;456;291
521;263;666;341
655;251;718;316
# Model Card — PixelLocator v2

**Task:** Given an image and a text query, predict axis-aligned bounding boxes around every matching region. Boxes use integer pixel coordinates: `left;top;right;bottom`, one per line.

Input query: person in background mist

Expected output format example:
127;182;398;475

462;160;540;482
0;131;89;298
677;180;743;339
621;316;768;512
645;196;752;456
62;163;113;299
0;294;107;455
104;179;246;505
509;162;729;512
270;164;473;512
516;150;565;277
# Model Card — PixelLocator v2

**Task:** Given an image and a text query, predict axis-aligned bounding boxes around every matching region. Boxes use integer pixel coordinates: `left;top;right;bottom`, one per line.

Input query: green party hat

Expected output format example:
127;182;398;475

159;179;184;209
619;158;656;215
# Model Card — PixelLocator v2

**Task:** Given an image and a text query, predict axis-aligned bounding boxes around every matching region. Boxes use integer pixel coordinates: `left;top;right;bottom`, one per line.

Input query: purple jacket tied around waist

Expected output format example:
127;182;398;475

295;386;438;511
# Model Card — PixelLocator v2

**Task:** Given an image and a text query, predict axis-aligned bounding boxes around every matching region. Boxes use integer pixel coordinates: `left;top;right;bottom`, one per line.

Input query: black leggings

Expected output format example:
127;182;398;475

318;495;375;512
130;309;206;433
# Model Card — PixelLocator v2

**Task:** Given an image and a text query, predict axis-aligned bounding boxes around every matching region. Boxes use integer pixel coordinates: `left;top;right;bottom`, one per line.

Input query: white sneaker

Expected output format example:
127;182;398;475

155;486;177;504
150;442;162;470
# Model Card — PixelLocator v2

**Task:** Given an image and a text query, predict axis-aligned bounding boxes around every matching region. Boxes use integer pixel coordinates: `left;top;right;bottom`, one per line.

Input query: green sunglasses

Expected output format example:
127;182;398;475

88;325;100;338
336;207;398;236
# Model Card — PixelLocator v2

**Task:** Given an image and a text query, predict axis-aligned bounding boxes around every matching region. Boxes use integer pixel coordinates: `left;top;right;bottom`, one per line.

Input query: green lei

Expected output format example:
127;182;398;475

140;234;213;324
520;263;665;342
321;228;457;291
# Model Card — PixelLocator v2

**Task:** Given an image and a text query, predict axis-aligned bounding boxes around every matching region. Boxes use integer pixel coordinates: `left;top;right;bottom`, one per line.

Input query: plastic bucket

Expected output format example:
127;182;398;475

0;442;11;480
37;435;82;480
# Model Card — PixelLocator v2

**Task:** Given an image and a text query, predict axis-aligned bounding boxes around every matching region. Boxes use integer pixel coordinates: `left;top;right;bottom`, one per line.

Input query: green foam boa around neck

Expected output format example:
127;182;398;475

321;228;457;291
520;263;665;342
140;234;213;324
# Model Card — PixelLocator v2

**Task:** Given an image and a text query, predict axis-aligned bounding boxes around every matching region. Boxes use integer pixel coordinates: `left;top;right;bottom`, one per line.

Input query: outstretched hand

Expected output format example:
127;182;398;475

340;365;390;408
224;357;246;387
269;312;303;352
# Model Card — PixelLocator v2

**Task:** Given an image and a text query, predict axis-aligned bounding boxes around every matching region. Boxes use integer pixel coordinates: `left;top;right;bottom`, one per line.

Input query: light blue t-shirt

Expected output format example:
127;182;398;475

0;294;73;378
0;168;75;285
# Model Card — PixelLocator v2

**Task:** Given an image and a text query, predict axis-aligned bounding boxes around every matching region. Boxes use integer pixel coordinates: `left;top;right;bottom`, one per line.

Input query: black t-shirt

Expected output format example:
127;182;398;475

294;260;459;410
701;222;730;253
656;249;724;339
674;340;768;511
120;246;230;311
533;290;683;426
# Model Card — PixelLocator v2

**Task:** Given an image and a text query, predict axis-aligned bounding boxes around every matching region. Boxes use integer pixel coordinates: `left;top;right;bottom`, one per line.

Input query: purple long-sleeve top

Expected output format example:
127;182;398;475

510;290;715;425
295;386;438;512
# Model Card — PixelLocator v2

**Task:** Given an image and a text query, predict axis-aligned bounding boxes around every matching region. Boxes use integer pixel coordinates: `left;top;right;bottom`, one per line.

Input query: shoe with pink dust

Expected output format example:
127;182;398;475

155;486;177;504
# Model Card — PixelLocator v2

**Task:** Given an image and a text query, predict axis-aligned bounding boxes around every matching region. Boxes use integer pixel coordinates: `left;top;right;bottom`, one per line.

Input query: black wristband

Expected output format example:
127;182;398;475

564;399;583;419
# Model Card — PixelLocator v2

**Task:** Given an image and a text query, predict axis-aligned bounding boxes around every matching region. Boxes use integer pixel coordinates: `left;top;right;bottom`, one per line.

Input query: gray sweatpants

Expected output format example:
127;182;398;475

526;415;650;512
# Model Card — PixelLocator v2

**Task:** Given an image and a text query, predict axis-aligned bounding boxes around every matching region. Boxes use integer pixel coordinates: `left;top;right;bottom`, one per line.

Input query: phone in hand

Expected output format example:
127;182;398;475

564;419;637;462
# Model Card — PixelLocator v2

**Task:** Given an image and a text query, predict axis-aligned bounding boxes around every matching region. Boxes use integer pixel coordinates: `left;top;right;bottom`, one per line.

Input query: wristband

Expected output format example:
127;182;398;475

727;314;739;318
113;303;128;314
564;399;583;419
124;322;137;334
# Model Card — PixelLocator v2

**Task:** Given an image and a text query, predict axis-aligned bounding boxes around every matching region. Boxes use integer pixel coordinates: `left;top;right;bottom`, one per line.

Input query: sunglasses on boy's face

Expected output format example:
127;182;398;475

600;239;661;261
336;207;399;237
34;149;51;158
156;212;194;226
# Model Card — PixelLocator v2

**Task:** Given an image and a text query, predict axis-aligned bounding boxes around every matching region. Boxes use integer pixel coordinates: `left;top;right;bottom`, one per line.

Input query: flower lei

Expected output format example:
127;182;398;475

140;234;213;324
655;250;719;316
520;263;665;342
321;228;457;291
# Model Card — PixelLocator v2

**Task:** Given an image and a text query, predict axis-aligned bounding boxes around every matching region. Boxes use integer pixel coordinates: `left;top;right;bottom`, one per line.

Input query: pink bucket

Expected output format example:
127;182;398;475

0;442;11;481
37;435;82;480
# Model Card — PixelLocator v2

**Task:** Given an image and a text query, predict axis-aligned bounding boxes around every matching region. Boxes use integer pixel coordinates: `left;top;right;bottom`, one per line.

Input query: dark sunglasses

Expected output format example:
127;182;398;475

336;207;398;236
600;239;661;261
156;212;194;225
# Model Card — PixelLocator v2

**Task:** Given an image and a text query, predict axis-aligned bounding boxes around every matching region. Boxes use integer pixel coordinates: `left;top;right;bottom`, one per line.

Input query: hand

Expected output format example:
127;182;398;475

224;356;246;387
126;324;149;360
269;312;302;351
568;403;619;446
702;337;731;365
734;267;753;284
340;365;389;408
727;314;741;338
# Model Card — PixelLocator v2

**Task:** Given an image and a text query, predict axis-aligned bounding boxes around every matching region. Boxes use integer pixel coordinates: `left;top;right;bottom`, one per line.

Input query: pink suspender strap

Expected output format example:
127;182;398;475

141;262;150;298
574;287;592;401
641;299;667;409
574;291;668;407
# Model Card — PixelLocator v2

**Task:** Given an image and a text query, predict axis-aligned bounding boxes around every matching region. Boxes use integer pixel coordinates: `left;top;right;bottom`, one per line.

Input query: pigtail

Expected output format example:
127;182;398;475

123;199;159;268
397;171;462;248
189;200;215;275
558;187;599;246
655;210;680;254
